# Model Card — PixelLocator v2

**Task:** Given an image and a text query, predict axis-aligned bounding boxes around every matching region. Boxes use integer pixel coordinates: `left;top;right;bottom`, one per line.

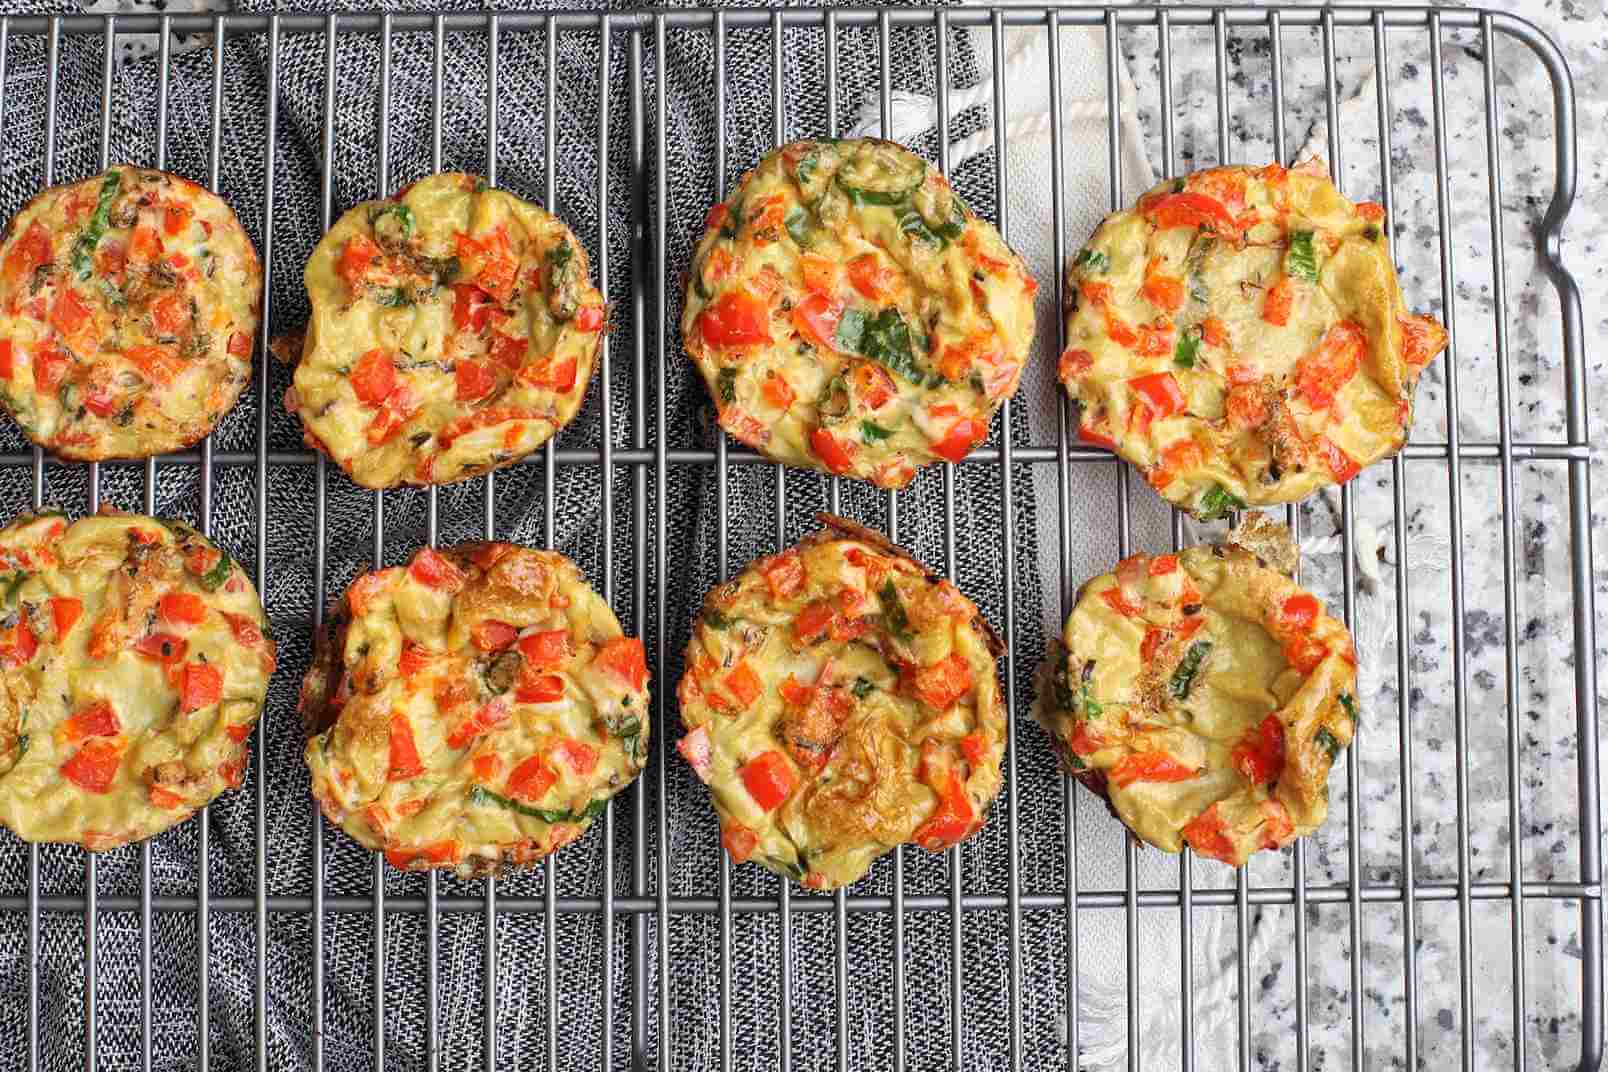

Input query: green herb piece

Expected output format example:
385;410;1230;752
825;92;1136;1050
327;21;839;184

1185;235;1216;303
817;373;850;419
71;170;122;279
1314;726;1342;763
614;714;645;764
1362;225;1380;242
1174;325;1202;369
13;734;27;760
1;570;30;608
470;785;607;823
716;367;737;404
851;677;874;700
548;239;573;274
474;177;490;193
1339;692;1359;724
702;608;733;630
859;307;922;383
879;580;911;639
1286;230;1319;283
772;856;808;883
1065;748;1086;771
935;196;968;242
834;307;867;353
1196;484;1246;520
370;203;415;246
837;181;919;207
1078;682;1104;718
860;420;892;443
1168;640;1213;700
1072;248;1110;275
899;209;942;248
97;279;126;307
372;287;412;308
199;550;233;592
785;205;813;247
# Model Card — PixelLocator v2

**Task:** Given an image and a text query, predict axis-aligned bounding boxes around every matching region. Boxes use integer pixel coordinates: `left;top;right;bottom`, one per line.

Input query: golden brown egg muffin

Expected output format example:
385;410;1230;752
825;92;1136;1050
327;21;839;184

676;515;1005;889
0;509;274;850
301;543;649;876
1035;518;1357;866
0;167;262;459
683;139;1037;488
289;173;605;489
1059;162;1447;519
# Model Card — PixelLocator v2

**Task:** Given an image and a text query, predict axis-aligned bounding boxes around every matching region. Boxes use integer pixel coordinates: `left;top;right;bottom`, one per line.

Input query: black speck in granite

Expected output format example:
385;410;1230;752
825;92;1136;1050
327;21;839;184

1463;608;1504;659
1437;1008;1456;1031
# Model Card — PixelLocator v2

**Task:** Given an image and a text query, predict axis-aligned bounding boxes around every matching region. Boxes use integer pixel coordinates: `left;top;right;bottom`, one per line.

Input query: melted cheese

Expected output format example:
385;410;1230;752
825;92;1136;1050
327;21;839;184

682;139;1037;488
676;519;1005;889
0;167;261;459
0;510;274;849
1035;535;1357;866
294;173;604;489
302;543;649;877
1060;163;1447;517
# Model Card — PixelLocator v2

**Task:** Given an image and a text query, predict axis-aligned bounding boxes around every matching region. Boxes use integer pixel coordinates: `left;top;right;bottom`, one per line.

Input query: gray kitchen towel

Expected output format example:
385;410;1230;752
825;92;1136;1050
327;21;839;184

0;2;1072;1070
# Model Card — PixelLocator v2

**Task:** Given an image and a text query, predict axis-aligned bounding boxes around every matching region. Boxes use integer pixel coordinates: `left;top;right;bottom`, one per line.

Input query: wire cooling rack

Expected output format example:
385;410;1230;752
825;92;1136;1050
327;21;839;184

0;5;1598;1071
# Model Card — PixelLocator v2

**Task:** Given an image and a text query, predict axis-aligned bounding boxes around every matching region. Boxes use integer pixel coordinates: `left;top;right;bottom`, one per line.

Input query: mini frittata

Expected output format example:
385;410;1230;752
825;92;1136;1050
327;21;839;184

301;543;649;876
1035;518;1357;866
676;515;1005;889
683;139;1037;488
0;167;262;459
1059;162;1447;519
289;173;605;489
0;509;275;850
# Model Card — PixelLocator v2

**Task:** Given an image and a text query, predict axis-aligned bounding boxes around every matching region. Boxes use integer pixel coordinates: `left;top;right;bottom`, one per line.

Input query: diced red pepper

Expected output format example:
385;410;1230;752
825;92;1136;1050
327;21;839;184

908;653;974;712
388;711;425;780
850;363;897;410
760;373;795;411
723;661;763;710
1142;191;1238;235
1316;435;1361;483
471;753;502;781
791;293;842;352
471;620;520;652
135;632;188;664
740;750;796;811
1294;320;1364;410
398;642;432;679
2;222;53;288
61;701;119;742
49;286;94;341
721;822;759;863
514;670;564;704
1278;593;1321;631
408;547;463;589
1108;751;1198;788
1283;634;1328;674
1148;554;1178;576
911;768;976;852
703;203;728;232
446;699;510;749
847;254;897;301
553;738;598;776
794;600;836;645
1099;586;1143;617
809;427;855;474
1139;257;1185;312
338;234;382;290
1231;712;1285;785
452;283;492;332
159;591;207;626
150;292;189;336
1400;313;1446;369
149;785;186;809
677;725;713;783
129;222;163;264
351;348;397;406
1146;439;1206;491
517;629;570;668
573;305;606;333
49;596;83;637
1262;275;1294;326
761;552;806;601
959;731;989;767
180;662;223;713
594;636;648;692
163;203;193;236
61;738;123;794
1140;626;1167;664
779;675;814;708
455;359;499;402
1200;317;1229;347
931;416;987;463
0;339;13;381
507;756;556;803
228;331;252;359
1181;802;1237;864
124;344;185;387
1058;347;1093;381
1128;372;1186;420
1357;201;1386;222
699;288;771;348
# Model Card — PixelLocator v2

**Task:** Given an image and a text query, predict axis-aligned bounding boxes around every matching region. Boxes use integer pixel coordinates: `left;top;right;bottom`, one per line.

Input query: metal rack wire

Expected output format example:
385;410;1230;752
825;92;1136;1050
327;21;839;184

0;6;1598;1071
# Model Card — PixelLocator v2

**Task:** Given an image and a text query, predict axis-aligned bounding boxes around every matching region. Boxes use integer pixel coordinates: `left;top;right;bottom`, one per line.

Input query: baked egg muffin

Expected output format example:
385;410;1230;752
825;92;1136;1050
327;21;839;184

1036;517;1357;866
0;509;274;850
289;173;605;489
301;542;649;876
683;138;1036;488
676;514;1005;889
1059;162;1447;518
0;167;262;459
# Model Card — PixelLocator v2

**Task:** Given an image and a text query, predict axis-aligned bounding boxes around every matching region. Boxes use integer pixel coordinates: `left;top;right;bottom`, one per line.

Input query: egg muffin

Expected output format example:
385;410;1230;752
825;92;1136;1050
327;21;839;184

1035;517;1357;866
1059;162;1447;519
682;139;1036;488
0;167;262;459
301;543;649;876
676;514;1005;889
289;173;605;489
0;509;275;850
